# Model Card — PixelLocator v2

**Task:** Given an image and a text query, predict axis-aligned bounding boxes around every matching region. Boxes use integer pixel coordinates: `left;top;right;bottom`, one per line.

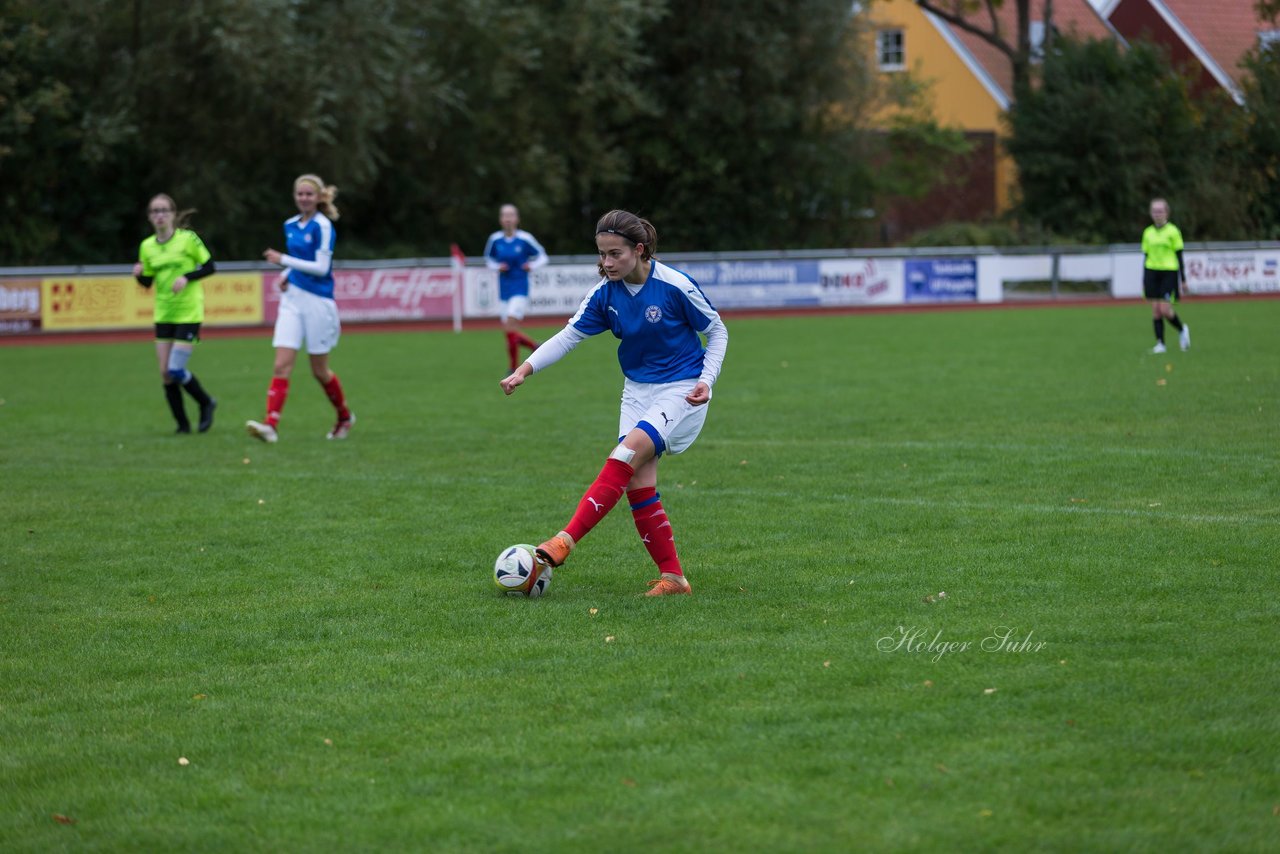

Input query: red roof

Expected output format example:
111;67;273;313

932;0;1118;104
1108;0;1269;93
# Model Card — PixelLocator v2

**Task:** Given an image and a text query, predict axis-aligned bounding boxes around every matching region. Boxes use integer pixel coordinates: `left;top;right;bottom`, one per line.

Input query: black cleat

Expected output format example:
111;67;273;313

198;398;217;433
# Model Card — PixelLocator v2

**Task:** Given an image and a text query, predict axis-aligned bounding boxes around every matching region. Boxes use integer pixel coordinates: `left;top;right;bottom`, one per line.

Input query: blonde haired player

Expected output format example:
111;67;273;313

483;204;547;370
500;210;728;596
1142;198;1190;354
247;173;354;442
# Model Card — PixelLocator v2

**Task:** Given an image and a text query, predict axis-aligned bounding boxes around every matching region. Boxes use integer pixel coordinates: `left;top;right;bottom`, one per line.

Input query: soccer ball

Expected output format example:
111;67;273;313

493;544;552;597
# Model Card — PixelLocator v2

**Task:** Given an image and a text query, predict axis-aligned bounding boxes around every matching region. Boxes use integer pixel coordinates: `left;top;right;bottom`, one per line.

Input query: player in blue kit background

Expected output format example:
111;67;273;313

246;173;354;443
499;209;729;596
484;204;547;371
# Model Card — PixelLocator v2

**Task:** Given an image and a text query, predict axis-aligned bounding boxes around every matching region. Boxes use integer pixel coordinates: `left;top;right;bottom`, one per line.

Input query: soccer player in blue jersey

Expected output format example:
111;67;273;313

133;193;218;434
484;204;547;370
246;174;354;443
499;210;729;596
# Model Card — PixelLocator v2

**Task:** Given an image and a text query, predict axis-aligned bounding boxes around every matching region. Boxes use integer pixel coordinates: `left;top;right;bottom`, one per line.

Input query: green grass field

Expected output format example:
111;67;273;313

2;301;1277;852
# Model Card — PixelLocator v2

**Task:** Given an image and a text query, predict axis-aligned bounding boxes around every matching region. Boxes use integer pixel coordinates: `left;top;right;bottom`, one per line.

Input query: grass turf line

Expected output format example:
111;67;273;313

1;302;1277;851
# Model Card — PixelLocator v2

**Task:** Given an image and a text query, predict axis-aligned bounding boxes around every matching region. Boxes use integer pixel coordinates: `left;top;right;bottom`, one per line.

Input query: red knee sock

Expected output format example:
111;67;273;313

321;373;350;420
505;332;519;371
515;331;538;351
627;487;683;576
563;458;635;544
266;377;289;427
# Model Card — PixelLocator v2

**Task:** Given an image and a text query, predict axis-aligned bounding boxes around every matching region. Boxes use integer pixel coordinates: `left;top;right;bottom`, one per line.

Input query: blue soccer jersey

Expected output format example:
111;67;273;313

282;212;336;299
484;229;547;300
570;261;719;383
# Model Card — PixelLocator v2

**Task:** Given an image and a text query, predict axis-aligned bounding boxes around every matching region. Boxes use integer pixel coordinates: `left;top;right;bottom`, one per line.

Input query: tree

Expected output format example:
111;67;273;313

1006;36;1258;242
913;0;1051;100
1241;27;1280;237
0;0;958;262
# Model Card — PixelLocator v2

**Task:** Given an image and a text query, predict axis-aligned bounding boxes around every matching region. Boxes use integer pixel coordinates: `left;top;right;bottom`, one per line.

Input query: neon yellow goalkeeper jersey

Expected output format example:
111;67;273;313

1141;223;1184;272
138;229;212;323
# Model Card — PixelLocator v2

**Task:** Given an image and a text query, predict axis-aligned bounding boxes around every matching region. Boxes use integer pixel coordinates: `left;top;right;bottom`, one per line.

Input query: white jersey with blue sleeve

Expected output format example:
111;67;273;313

528;260;725;385
280;212;336;299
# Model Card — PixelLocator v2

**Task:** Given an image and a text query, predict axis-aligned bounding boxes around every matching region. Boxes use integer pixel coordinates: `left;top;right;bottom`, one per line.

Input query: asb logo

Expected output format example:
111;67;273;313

644;305;662;323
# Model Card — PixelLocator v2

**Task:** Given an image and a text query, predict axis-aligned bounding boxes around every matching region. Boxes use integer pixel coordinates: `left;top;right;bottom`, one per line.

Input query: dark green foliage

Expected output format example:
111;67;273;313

1240;42;1280;238
903;221;1024;247
1007;37;1270;243
3;0;930;263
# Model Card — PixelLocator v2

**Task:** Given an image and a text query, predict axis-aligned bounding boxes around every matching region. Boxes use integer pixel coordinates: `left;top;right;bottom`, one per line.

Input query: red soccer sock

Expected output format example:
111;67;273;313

505;332;519;371
515;331;539;351
266;377;289;428
627;487;683;576
321;373;350;421
563;458;635;544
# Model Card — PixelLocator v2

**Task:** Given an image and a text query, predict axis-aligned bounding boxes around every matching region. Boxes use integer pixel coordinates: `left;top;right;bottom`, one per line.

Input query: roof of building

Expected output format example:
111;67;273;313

1101;0;1271;96
930;0;1119;107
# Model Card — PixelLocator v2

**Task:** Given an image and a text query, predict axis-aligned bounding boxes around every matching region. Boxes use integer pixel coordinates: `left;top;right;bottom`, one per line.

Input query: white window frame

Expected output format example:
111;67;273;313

878;29;905;71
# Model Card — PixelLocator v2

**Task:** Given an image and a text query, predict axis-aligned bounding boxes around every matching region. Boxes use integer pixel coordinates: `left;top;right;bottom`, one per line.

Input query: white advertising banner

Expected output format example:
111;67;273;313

815;258;905;305
465;265;601;319
465;257;906;316
1185;250;1280;294
664;258;904;309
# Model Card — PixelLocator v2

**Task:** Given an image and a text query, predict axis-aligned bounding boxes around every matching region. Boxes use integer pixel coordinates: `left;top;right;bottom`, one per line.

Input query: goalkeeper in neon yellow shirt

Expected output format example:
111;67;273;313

1141;198;1190;354
133;193;218;433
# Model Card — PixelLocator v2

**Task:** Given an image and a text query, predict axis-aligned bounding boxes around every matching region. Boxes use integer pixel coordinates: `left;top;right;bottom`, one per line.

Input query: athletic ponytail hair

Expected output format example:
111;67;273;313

148;193;198;230
294;173;341;221
594;210;657;276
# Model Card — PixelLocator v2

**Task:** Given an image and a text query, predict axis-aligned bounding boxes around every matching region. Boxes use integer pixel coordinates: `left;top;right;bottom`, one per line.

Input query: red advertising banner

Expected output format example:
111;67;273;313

264;267;457;322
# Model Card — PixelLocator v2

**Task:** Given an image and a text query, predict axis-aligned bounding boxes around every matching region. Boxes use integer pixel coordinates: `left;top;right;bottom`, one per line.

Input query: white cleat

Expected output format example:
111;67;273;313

327;413;355;440
1179;324;1190;351
1151;342;1167;354
246;420;278;443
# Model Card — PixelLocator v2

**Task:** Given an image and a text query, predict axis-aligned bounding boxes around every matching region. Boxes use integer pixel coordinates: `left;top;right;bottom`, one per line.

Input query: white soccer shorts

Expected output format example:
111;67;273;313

272;285;341;355
618;378;711;456
500;294;529;322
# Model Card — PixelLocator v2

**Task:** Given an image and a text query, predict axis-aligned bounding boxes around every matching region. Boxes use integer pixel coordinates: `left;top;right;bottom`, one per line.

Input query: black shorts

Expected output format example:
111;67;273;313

155;322;202;342
1143;269;1180;302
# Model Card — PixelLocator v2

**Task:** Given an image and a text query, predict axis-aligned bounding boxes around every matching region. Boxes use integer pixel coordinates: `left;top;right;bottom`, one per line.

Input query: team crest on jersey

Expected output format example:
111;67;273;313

304;234;313;243
645;305;662;323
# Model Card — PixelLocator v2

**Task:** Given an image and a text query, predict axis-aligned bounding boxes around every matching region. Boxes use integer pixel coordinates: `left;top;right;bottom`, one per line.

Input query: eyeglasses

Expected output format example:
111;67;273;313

148;208;173;214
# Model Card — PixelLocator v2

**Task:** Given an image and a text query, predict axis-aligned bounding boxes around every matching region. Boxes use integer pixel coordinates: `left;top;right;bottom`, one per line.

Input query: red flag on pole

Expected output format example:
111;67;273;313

449;243;465;332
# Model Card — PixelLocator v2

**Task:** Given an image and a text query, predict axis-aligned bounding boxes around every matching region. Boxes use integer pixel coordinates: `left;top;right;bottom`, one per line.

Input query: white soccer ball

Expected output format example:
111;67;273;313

493;544;552;597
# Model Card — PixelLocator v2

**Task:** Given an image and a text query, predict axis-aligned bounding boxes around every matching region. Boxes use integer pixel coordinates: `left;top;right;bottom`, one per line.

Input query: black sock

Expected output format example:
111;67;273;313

1167;314;1183;332
165;383;190;430
183;373;213;406
1153;318;1165;343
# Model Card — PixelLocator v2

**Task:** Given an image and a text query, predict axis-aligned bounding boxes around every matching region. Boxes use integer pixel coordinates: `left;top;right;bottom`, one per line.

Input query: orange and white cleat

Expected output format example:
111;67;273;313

246;420;278;443
535;533;574;568
644;574;692;596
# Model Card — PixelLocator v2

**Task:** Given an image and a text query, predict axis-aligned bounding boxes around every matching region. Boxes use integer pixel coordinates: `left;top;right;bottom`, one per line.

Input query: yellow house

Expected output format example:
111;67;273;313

864;0;1118;239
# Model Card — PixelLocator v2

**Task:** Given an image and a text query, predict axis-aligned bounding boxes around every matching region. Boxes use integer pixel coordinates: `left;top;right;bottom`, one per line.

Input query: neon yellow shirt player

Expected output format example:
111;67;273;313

133;194;218;433
1139;198;1189;355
